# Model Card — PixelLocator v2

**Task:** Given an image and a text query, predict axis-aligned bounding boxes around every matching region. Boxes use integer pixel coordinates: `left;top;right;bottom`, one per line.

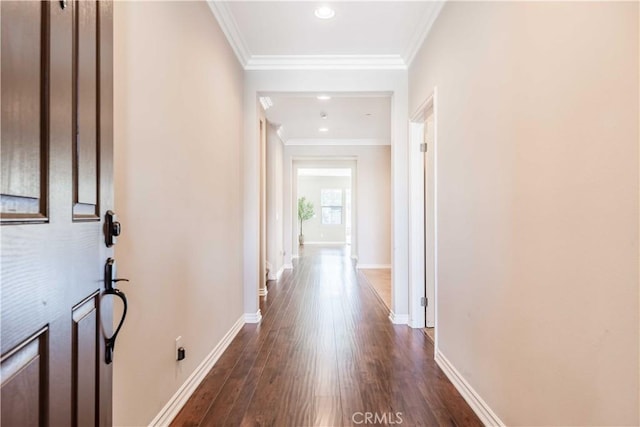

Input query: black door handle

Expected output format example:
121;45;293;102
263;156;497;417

104;258;129;364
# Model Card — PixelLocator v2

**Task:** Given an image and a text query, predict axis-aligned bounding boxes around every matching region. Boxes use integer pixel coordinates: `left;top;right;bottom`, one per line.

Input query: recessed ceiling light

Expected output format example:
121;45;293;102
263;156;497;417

314;6;335;20
317;95;331;101
318;127;329;132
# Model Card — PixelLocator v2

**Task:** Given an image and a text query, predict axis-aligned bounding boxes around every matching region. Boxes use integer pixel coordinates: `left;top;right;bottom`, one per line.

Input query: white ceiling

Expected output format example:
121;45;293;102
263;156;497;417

208;2;430;145
208;1;445;69
263;94;391;144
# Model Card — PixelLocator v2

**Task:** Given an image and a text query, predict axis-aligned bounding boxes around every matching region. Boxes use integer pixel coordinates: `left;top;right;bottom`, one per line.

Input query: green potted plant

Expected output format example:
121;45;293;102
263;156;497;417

298;197;315;246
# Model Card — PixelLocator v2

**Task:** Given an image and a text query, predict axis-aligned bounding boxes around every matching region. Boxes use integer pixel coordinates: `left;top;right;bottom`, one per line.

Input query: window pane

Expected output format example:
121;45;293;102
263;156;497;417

321;189;342;207
321;207;342;225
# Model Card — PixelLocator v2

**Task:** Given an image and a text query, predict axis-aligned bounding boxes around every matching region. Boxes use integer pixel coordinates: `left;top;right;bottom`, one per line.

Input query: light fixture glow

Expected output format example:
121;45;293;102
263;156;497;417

314;6;335;19
317;95;331;101
318;127;329;132
259;96;273;110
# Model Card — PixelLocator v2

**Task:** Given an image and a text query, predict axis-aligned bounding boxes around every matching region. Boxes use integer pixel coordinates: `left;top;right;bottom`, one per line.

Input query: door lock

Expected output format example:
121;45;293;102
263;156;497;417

105;210;121;247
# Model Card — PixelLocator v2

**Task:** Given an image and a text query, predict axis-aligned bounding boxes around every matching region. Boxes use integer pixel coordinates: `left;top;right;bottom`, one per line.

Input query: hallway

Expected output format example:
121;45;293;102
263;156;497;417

172;246;481;426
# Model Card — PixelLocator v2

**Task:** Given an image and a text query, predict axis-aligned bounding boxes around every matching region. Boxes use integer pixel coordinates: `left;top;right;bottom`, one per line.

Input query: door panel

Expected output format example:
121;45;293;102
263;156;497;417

74;0;99;216
72;294;99;427
1;1;114;426
0;329;48;427
0;1;48;220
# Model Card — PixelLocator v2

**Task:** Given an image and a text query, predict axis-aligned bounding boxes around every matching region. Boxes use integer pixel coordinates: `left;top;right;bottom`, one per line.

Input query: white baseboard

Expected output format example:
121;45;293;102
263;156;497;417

266;264;285;281
244;310;262;324
408;318;424;328
283;263;293;270
388;311;409;325
149;315;244;426
357;264;391;270
267;265;285;281
435;350;505;427
408;318;433;329
258;287;268;297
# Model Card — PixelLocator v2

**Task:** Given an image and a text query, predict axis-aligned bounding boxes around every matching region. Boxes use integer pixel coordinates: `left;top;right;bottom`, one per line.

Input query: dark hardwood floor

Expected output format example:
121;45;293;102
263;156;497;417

171;246;482;426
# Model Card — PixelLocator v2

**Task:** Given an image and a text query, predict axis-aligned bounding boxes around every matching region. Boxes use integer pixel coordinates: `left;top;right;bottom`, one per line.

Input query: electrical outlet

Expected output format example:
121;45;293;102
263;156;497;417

175;336;182;361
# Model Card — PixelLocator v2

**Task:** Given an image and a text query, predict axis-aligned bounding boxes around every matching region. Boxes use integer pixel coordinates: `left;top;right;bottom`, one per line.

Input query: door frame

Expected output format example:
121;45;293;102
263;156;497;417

408;88;438;344
259;118;268;296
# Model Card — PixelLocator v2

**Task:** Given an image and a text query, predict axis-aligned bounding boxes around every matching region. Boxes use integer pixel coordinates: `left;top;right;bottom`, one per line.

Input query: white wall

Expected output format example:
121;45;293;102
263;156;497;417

244;70;408;320
113;2;244;425
265;121;284;278
409;2;639;425
297;175;350;243
284;145;391;267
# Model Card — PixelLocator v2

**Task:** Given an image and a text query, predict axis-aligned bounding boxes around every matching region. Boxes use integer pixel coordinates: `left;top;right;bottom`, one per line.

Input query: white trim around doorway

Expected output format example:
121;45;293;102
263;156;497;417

408;88;438;341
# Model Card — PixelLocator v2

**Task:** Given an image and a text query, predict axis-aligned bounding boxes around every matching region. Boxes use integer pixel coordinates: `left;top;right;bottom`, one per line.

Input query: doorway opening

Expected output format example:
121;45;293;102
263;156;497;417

256;91;394;324
295;165;355;258
409;89;438;348
422;105;436;342
259;118;268;296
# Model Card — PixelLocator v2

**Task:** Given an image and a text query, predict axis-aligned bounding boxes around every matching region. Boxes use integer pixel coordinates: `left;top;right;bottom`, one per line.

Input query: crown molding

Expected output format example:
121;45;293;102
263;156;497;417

207;0;445;71
245;55;406;71
284;138;390;146
207;1;251;67
403;1;446;67
244;55;407;70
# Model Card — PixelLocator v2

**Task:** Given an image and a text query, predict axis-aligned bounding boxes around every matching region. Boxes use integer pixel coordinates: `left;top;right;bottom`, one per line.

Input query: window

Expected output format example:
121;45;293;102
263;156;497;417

321;189;342;225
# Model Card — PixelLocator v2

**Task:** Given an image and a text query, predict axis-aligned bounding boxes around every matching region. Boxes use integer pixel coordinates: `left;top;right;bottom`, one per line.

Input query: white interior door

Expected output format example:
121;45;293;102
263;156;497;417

424;107;436;327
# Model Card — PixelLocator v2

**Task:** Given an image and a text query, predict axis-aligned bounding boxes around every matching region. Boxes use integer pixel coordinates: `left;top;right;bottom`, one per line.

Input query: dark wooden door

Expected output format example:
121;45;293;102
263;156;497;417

1;1;114;426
